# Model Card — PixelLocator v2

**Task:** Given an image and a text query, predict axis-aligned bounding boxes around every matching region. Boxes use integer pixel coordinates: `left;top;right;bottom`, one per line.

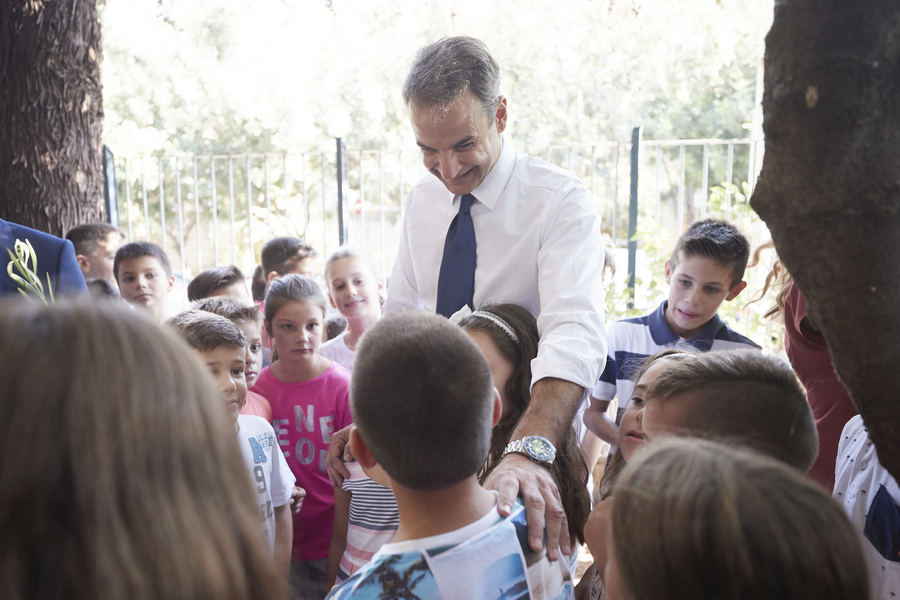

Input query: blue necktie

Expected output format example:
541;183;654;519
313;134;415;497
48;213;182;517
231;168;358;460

436;193;477;317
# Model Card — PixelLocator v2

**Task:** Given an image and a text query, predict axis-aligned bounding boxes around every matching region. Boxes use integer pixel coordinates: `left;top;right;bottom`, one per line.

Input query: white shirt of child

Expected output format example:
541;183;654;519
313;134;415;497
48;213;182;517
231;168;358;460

833;414;900;600
319;331;355;373
237;414;296;552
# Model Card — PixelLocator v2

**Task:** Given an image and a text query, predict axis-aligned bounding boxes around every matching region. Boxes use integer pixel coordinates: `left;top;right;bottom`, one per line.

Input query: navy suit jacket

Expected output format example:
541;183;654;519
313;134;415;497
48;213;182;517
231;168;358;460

0;218;87;297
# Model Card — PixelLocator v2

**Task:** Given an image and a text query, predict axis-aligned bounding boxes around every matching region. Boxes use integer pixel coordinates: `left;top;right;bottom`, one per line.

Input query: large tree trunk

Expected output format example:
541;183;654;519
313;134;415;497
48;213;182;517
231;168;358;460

0;0;104;236
751;1;900;481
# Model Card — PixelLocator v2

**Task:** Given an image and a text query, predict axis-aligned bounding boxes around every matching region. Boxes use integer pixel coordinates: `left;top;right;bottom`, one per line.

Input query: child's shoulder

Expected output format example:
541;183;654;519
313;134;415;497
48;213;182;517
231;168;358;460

237;413;276;436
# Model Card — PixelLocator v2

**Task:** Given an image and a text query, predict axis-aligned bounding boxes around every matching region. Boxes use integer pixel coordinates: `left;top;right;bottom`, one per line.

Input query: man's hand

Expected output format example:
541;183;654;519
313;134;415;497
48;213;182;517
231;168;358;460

325;424;354;486
483;453;570;561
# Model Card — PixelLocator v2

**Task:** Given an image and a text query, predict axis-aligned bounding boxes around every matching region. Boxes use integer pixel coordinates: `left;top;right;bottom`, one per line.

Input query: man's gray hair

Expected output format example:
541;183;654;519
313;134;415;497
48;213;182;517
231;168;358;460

403;36;501;115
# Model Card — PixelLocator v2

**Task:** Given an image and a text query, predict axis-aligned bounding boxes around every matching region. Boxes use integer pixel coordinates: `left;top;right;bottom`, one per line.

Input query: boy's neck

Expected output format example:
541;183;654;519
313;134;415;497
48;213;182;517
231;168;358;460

390;476;497;543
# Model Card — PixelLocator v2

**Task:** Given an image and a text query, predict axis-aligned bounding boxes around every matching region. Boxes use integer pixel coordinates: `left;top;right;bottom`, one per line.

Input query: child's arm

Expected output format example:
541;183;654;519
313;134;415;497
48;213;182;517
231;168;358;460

326;485;352;587
273;502;292;584
583;497;614;580
583;396;618;444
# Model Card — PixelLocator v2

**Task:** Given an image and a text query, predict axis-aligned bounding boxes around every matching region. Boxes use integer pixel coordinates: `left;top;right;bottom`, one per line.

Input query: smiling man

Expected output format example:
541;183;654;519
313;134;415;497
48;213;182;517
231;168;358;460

327;36;607;562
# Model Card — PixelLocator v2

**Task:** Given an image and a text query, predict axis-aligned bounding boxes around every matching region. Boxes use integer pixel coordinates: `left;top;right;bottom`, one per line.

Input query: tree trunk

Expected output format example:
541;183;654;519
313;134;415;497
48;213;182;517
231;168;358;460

751;0;900;481
0;0;104;236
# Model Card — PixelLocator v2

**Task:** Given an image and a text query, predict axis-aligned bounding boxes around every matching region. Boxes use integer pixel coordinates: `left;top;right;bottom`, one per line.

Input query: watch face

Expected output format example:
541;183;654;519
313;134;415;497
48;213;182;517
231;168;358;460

523;435;555;462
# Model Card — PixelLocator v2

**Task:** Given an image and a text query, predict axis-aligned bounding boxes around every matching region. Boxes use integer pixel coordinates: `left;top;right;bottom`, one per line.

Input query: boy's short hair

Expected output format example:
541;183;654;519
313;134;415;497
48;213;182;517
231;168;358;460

645;349;818;471
187;265;245;302
168;310;246;352
669;219;750;284
86;278;120;300
352;312;494;490
326;314;347;340
612;437;869;600
251;264;267;302
192;296;260;324
114;242;173;279
65;223;124;255
260;237;317;276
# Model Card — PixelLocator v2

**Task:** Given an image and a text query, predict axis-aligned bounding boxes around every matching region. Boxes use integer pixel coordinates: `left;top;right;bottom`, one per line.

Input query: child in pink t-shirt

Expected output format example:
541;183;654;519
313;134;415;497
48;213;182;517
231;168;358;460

252;274;352;599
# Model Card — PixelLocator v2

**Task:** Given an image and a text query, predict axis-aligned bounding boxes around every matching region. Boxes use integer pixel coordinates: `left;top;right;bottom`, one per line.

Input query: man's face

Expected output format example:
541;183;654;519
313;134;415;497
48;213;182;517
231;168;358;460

83;232;123;284
410;91;506;196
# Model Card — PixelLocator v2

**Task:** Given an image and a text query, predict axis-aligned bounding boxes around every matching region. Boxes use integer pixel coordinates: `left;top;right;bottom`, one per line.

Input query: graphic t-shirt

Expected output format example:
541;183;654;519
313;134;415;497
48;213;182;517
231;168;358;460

236;415;295;552
252;362;353;560
326;499;574;600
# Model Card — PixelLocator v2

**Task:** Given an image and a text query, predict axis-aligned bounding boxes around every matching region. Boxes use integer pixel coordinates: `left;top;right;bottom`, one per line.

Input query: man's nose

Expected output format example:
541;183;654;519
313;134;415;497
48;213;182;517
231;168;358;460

436;151;464;180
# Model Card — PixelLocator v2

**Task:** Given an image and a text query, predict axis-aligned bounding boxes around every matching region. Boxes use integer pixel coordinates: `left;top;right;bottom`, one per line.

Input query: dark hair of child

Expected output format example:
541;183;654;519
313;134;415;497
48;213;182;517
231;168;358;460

251;264;267;302
65;222;124;255
669;218;750;284
113;241;173;279
187;265;245;302
260;237;317;276
458;303;590;544
167;310;246;352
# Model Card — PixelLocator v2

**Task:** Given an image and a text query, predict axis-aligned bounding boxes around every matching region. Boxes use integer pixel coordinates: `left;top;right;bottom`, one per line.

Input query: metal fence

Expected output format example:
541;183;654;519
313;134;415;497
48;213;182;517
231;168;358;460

107;134;764;284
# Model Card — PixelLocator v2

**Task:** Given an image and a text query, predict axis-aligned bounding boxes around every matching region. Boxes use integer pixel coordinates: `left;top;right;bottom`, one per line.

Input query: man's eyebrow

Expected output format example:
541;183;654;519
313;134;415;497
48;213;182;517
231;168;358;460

452;136;475;148
416;141;436;152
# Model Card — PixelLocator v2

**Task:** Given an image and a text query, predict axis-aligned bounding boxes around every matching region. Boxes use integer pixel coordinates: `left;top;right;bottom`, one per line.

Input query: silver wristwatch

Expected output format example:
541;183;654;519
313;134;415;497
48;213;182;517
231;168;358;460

501;435;556;465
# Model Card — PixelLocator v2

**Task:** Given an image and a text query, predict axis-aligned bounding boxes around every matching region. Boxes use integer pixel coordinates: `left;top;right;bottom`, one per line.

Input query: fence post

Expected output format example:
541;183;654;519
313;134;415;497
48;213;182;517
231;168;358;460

627;126;642;309
335;137;348;246
102;145;119;226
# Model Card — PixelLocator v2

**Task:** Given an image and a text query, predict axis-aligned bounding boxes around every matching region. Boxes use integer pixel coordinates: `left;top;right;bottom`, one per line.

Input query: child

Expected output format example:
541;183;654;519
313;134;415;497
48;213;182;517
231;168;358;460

187;265;250;302
457;303;590;548
168;310;295;582
606;437;869;600
834;415;900;598
251;274;352;599
65;222;125;285
319;248;383;372
580;350;692;599
192;296;271;420
328;312;575;599
114;241;175;322
638;348;818;472
261;237;319;284
583;219;759;455
0;300;283;599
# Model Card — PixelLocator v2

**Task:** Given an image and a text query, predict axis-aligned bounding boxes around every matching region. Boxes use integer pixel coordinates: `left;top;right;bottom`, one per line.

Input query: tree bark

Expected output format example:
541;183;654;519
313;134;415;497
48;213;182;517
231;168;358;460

0;0;104;236
751;0;900;481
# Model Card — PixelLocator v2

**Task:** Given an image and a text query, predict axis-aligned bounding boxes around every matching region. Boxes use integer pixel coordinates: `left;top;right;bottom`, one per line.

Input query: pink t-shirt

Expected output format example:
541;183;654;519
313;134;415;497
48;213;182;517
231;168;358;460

241;390;272;421
252;362;352;560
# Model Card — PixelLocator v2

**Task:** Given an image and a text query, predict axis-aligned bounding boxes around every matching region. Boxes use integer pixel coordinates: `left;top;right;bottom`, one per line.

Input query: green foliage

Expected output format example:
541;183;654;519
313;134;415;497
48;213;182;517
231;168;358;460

6;239;54;304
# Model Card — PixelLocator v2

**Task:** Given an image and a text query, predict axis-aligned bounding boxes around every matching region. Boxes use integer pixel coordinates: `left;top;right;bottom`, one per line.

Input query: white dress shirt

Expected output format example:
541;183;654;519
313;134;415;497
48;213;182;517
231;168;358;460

383;140;607;389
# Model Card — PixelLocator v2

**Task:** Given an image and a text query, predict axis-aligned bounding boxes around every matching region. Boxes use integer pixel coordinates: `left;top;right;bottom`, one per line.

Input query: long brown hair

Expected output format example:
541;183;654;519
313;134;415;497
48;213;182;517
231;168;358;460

459;303;590;544
0;299;282;600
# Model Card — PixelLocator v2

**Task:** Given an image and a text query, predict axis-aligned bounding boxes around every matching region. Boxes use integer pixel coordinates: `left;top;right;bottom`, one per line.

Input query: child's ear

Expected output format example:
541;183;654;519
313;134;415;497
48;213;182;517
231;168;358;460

491;387;503;427
664;260;673;284
725;280;748;301
328;293;337;309
267;270;280;283
76;254;89;272
349;425;377;469
166;275;175;292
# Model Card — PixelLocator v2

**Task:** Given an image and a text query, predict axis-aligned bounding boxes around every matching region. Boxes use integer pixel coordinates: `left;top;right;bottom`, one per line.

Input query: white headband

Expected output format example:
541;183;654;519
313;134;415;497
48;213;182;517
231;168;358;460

449;305;520;345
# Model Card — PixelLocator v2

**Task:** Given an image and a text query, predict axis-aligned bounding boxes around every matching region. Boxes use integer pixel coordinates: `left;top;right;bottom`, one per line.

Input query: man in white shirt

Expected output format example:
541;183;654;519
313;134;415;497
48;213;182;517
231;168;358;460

325;36;605;560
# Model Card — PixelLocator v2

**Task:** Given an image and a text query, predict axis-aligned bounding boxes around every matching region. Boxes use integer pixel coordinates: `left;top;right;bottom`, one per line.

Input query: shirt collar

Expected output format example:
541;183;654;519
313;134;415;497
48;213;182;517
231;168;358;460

468;137;513;211
649;300;724;351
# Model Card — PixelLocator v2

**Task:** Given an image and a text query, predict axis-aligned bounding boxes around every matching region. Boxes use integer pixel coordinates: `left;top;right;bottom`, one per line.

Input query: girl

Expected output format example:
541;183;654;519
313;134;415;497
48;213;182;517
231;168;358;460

251;274;353;600
456;303;590;548
319;248;383;372
321;248;396;587
582;349;692;600
606;437;869;600
0;300;281;599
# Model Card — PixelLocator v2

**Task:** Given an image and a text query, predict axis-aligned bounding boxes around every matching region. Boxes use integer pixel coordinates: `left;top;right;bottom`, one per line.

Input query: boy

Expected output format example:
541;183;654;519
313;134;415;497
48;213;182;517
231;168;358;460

114;242;175;323
584;219;759;449
640;349;819;472
327;312;574;599
65;223;125;285
192;296;270;420
168;309;295;581
261;237;319;284
187;265;250;302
